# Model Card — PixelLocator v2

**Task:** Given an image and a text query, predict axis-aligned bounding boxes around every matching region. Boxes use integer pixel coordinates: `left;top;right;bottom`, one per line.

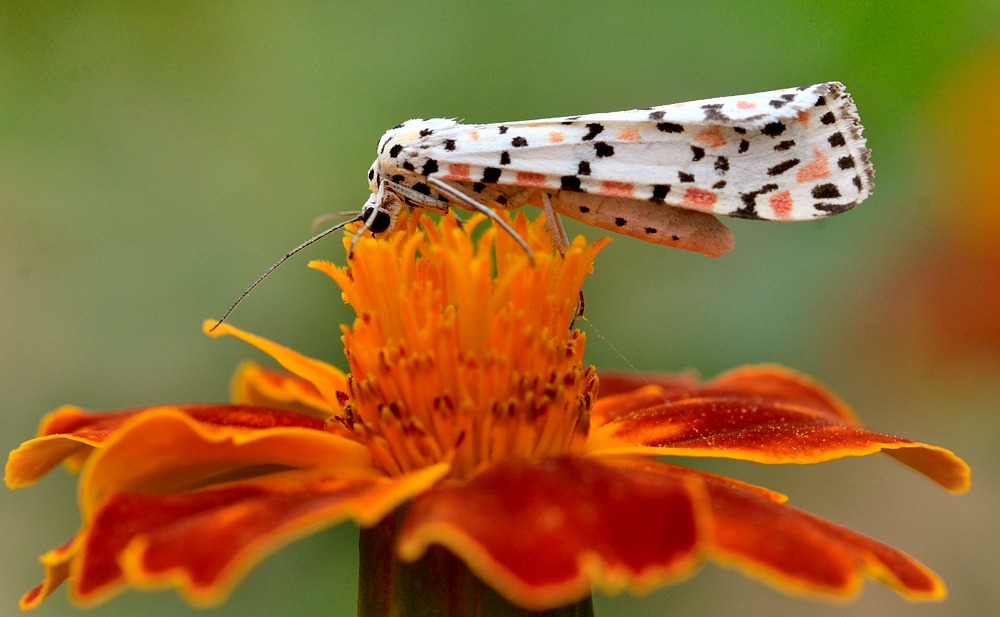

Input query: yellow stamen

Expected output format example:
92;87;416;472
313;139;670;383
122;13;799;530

312;212;607;479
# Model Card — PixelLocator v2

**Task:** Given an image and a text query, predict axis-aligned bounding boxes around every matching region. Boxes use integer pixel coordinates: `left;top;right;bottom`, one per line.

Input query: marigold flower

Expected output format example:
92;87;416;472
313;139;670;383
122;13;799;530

6;212;969;615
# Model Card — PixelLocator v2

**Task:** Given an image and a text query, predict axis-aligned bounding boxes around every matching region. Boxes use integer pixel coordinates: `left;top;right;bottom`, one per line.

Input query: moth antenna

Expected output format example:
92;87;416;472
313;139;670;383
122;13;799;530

311;210;366;230
210;214;363;331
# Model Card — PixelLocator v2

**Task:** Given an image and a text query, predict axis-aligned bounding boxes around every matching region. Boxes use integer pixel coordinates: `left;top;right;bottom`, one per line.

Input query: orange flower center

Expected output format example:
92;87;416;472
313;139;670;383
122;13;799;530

312;213;607;480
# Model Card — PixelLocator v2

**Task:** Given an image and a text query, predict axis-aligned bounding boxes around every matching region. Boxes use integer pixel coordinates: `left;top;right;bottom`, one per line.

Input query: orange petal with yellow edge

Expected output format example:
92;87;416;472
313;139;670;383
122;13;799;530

20;537;80;610
77;408;370;515
203;320;347;413
73;464;448;606
695;465;947;600
398;455;706;611
229;361;334;418
587;367;970;493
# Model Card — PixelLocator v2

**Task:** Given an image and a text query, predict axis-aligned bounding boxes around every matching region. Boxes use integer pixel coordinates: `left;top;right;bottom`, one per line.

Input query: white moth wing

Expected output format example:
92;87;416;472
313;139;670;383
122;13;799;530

386;82;872;222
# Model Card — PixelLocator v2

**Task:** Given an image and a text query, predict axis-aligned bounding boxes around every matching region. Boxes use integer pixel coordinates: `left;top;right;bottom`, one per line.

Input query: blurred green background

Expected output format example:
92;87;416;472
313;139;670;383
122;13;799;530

3;2;997;615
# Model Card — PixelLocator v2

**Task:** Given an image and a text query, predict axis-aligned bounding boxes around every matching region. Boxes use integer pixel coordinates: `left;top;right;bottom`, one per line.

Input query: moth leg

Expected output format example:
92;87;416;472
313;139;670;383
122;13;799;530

540;192;569;256
427;176;534;263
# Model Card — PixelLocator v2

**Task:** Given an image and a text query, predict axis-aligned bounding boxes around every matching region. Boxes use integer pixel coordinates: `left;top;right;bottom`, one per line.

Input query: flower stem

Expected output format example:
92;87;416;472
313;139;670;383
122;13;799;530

358;509;594;617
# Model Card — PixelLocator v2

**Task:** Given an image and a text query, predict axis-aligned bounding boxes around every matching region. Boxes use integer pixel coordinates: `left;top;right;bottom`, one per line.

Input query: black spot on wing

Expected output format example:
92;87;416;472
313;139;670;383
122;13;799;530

482;167;501;183
774;140;796;151
734;183;779;219
656;122;684;133
594;142;614;157
582;123;604;141
499;151;511;165
762;122;786;137
444;139;456;151
650;184;671;202
812;183;841;199
389;144;403;158
691;146;705;161
678;171;695;183
577;161;591;176
820;111;836;125
419;128;434;137
511;136;528;148
828;132;846;147
767;159;800;176
838;156;855;170
560;176;582;191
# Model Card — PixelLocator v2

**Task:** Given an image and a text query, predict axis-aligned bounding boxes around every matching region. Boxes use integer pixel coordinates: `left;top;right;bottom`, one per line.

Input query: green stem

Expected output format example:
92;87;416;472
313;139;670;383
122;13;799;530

358;509;594;617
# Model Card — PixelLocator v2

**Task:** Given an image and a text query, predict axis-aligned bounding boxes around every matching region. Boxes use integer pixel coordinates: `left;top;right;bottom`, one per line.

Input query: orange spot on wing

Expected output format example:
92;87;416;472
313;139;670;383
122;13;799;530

768;190;794;219
445;163;471;182
796;109;810;126
600;180;635;197
695;126;728;149
615;128;641;141
796;146;830;183
736;100;756;109
467;130;480;140
548;131;565;143
682;187;718;210
515;171;547;187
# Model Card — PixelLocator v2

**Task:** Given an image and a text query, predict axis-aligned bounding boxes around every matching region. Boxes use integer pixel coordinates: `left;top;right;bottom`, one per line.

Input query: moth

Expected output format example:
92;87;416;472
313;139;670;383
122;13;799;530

212;81;872;327
359;81;873;258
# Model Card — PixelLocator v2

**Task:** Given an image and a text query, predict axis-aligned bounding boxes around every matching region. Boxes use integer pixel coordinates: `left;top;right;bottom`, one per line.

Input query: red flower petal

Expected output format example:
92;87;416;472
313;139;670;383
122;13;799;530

5;404;334;489
76;408;369;515
697;468;946;599
74;464;448;606
19;537;79;610
398;455;706;611
588;367;970;493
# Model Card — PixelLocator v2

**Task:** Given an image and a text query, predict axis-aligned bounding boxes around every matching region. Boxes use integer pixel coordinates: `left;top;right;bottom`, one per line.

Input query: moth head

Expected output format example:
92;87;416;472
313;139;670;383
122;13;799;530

360;191;402;235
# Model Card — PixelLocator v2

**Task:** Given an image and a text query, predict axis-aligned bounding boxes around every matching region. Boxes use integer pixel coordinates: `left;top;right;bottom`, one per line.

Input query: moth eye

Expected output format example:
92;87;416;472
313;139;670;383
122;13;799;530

362;206;393;234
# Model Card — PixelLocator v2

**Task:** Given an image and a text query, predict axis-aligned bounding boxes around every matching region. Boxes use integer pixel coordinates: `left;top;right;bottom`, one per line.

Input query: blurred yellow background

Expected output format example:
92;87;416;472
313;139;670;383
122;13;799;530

2;2;996;615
